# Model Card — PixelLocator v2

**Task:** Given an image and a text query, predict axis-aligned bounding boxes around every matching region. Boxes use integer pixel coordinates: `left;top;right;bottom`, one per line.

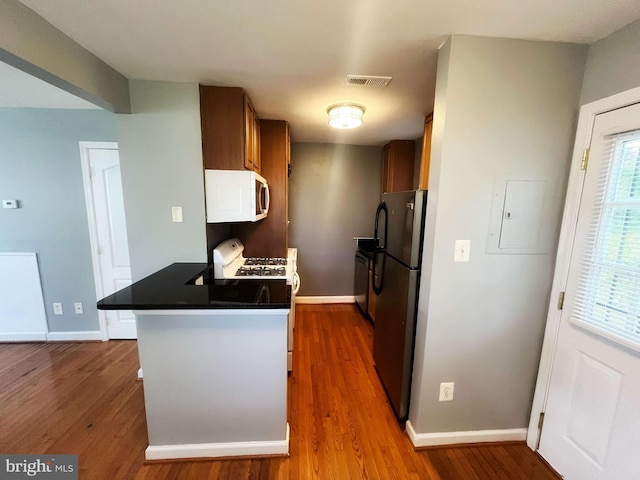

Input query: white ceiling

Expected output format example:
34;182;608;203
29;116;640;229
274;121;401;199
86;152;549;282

13;0;640;145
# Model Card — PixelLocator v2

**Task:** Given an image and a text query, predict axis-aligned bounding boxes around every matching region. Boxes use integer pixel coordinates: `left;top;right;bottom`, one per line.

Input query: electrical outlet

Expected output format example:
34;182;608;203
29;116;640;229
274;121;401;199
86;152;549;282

53;303;63;315
439;382;455;402
171;206;183;223
454;240;470;262
74;302;83;314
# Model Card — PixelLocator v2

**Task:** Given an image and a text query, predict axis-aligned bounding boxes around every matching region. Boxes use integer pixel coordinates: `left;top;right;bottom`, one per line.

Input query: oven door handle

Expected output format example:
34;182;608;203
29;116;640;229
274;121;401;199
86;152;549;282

259;184;270;214
292;271;301;295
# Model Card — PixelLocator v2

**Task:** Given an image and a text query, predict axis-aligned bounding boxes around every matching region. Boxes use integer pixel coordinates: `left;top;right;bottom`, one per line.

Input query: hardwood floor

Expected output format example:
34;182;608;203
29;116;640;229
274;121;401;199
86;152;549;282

0;304;559;479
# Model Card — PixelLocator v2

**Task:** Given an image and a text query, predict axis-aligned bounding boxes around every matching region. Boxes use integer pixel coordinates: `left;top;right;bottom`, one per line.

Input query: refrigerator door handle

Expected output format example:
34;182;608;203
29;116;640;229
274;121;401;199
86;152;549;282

374;201;388;249
373;201;388;296
372;252;385;295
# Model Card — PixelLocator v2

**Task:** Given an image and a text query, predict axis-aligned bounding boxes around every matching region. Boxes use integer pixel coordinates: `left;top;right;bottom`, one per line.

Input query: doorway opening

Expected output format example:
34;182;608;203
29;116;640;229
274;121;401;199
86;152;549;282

79;141;135;340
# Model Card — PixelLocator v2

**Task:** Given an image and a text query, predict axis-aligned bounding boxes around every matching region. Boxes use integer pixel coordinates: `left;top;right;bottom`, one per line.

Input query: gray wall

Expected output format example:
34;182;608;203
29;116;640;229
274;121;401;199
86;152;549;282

0;108;117;332
289;143;382;296
409;36;587;433
116;81;207;281
0;0;130;112
580;18;640;105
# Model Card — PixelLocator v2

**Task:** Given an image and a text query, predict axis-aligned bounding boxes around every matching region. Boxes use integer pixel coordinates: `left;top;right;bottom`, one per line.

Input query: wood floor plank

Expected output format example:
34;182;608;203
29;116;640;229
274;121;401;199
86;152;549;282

0;304;560;479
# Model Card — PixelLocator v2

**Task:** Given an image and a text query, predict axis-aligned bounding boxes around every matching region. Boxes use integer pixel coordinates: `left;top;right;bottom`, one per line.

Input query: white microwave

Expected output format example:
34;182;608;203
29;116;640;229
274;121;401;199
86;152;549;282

204;170;270;223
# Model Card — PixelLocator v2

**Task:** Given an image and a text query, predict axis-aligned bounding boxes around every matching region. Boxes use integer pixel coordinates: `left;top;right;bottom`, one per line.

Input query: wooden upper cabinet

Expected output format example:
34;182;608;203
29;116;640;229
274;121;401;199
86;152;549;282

382;140;415;193
243;96;254;171
418;113;433;190
284;122;290;224
244;96;262;173
382;144;392;193
200;85;261;171
285;122;291;165
230;120;290;257
253;115;261;174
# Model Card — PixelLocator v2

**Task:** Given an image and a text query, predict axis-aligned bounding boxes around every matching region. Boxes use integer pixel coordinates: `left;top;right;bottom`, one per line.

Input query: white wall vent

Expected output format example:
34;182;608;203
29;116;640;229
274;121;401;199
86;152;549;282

346;75;392;88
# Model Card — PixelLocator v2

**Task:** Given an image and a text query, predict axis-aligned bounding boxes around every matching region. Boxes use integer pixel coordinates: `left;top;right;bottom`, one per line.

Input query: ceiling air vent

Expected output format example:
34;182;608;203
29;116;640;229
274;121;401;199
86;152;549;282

346;75;392;88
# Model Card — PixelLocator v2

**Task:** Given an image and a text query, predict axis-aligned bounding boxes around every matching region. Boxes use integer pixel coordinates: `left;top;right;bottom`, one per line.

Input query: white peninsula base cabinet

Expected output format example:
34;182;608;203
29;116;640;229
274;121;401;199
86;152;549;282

135;308;290;461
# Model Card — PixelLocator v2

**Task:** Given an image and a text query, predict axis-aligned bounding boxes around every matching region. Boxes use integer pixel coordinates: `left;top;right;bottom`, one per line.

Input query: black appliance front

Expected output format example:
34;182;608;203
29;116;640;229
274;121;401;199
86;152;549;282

353;251;369;316
371;189;427;420
372;253;420;419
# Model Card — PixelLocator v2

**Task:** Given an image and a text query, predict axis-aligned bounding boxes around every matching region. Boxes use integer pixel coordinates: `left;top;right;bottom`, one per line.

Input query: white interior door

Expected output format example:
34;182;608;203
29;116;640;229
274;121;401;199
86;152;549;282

81;143;135;339
538;103;640;479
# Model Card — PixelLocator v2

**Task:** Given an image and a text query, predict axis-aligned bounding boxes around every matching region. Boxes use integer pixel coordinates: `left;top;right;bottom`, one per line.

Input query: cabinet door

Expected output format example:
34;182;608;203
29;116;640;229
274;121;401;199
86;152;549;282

389;140;415;192
418;114;433;190
284;122;290;229
253;115;261;173
285;122;291;165
199;86;246;170
244;96;255;171
382;144;392;193
382;141;415;193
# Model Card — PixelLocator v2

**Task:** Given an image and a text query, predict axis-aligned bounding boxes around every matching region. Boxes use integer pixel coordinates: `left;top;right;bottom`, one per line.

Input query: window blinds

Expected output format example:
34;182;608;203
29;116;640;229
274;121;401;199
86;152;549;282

572;129;640;351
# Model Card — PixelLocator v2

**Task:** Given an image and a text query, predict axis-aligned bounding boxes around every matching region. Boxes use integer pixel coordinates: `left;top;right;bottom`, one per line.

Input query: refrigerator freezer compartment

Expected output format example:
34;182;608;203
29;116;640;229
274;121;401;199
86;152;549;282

372;254;420;419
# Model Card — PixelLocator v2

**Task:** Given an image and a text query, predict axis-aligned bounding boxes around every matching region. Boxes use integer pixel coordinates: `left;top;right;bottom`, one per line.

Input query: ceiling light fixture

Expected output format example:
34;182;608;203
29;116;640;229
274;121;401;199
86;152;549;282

327;103;366;129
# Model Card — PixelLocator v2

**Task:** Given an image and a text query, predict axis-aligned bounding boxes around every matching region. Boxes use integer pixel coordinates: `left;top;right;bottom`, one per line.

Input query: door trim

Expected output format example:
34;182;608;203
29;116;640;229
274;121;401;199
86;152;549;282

79;141;119;342
526;86;640;449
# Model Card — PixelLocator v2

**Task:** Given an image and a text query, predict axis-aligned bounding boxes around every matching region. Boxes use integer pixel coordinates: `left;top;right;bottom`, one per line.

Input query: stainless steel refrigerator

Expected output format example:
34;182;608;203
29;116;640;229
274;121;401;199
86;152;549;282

372;190;427;419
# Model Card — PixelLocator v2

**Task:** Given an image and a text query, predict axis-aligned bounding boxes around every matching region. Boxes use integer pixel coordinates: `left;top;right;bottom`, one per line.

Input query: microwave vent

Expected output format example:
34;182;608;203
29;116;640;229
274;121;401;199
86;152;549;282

346;75;392;88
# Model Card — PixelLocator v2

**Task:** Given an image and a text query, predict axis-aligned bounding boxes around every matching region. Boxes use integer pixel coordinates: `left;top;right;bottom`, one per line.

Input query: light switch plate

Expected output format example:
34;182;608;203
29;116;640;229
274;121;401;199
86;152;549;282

454;240;470;262
171;206;183;223
2;199;18;209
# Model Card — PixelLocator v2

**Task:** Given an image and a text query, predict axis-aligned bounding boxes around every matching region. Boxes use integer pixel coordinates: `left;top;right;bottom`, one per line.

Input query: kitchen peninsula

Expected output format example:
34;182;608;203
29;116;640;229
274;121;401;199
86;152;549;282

98;263;291;460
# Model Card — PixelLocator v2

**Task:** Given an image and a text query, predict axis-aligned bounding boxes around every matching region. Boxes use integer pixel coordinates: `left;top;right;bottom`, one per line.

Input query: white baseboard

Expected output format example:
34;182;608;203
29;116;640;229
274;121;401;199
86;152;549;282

145;424;290;460
0;332;47;342
405;421;527;448
295;296;355;304
137;368;143;379
46;330;103;342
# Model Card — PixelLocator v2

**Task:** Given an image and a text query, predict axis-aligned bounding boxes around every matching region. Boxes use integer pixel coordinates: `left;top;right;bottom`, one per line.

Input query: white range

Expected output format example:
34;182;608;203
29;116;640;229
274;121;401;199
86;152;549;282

212;238;300;371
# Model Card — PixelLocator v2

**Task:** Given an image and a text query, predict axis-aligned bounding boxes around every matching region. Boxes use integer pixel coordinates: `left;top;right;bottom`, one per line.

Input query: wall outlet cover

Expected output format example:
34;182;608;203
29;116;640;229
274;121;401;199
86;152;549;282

171;206;183;223
439;382;455;402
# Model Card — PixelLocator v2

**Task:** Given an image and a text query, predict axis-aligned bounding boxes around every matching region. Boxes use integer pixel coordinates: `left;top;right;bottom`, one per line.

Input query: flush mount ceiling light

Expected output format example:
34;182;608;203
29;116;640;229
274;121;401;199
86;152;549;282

327;103;366;129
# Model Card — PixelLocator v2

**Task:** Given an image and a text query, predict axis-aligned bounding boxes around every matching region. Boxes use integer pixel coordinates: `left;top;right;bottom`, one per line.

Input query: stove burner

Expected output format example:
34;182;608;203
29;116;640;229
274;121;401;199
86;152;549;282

266;258;287;266
261;266;286;276
245;257;267;266
235;266;264;276
244;257;288;267
235;266;287;277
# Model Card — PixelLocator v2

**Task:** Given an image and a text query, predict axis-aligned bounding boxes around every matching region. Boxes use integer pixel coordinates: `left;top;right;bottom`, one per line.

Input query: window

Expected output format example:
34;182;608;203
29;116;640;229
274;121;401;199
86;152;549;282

572;129;640;350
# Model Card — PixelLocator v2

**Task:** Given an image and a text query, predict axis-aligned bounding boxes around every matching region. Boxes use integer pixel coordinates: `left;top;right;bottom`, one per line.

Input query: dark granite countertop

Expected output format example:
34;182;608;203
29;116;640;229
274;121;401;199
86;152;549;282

97;263;291;310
